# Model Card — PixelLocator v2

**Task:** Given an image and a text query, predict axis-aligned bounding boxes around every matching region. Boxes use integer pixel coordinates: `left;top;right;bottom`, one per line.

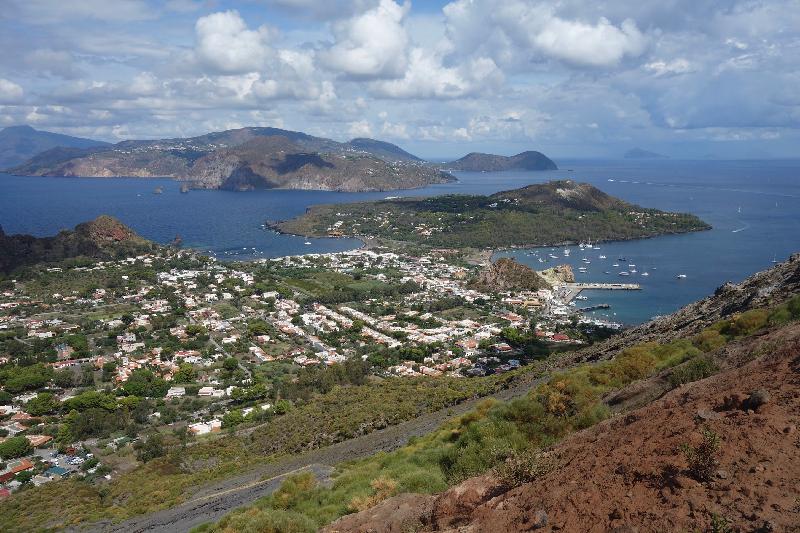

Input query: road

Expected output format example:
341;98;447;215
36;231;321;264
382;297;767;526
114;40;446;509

84;372;547;533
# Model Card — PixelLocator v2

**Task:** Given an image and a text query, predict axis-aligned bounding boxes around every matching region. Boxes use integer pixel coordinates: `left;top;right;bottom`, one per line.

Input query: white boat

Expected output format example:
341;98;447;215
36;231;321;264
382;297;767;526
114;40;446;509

593;246;601;250
575;296;588;301
304;241;312;245
628;264;636;268
676;274;687;279
599;255;607;259
582;259;591;264
630;269;637;273
619;271;630;276
563;249;570;256
612;263;620;267
641;272;650;277
604;271;611;274
549;254;558;259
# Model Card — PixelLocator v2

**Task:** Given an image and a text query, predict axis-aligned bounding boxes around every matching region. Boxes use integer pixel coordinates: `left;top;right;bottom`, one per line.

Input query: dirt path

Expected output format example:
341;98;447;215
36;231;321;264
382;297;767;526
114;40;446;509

85;375;544;533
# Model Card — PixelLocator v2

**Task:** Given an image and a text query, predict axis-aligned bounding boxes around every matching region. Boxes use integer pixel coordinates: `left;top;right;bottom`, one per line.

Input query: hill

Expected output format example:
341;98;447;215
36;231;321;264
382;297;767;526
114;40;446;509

0;216;156;273
470;258;551;292
445;150;557;171
6;127;450;192
0;125;109;169
624;147;668;159
274;180;710;248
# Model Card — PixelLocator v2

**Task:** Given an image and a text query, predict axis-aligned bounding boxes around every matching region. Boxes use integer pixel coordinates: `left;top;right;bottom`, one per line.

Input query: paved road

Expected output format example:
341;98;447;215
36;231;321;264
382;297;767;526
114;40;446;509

84;373;547;533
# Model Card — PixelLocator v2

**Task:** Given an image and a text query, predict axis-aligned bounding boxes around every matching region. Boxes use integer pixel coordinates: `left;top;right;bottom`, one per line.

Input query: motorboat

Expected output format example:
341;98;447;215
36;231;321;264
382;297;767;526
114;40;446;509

676;274;687;279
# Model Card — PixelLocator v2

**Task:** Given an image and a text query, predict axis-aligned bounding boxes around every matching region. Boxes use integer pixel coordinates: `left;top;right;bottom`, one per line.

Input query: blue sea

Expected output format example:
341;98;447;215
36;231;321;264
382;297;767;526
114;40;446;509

1;159;799;324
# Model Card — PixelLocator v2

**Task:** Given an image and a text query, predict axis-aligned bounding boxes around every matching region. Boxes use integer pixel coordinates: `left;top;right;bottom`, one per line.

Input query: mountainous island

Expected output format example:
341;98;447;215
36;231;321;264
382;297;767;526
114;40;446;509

5;126;453;192
274;180;710;248
444;150;558;171
0;216;155;273
0;125;109;169
624;147;669;159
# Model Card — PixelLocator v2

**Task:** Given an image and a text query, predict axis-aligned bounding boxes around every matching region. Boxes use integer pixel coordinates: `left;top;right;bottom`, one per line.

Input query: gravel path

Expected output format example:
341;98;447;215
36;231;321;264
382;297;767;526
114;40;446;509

86;375;544;533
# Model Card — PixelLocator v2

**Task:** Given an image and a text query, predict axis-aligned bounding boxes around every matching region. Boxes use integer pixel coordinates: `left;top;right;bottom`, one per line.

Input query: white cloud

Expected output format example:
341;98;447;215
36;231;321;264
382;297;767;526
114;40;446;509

444;0;647;69
372;49;503;99
532;16;646;67
8;0;155;22
0;79;24;103
348;119;373;137
644;58;694;77
195;10;274;74
320;0;410;79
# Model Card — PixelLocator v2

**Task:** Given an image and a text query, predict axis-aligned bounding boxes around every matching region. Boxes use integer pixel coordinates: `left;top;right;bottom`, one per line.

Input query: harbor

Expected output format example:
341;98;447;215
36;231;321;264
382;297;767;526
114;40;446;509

561;282;641;303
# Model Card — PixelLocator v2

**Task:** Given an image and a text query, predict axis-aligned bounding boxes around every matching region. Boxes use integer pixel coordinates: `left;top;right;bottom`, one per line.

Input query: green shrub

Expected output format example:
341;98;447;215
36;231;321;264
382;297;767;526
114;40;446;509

681;427;720;482
492;450;553;488
669;356;718;387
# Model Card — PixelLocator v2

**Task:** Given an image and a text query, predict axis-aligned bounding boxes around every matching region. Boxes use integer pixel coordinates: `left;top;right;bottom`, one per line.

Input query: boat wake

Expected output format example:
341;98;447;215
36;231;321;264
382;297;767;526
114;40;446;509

732;223;750;233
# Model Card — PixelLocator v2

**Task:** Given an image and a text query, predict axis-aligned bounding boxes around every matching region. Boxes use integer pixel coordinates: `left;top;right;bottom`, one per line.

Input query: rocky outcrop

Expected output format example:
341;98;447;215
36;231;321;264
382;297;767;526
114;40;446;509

0;215;155;273
538;264;575;285
471;258;551;292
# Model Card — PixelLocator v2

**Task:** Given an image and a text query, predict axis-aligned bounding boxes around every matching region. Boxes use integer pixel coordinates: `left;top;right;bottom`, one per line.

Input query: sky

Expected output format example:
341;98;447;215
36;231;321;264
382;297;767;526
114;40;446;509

1;0;799;159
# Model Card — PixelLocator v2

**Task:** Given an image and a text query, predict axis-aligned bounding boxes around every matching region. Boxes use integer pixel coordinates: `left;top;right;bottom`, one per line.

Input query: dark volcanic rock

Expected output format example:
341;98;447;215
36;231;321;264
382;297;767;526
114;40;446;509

446;150;557;171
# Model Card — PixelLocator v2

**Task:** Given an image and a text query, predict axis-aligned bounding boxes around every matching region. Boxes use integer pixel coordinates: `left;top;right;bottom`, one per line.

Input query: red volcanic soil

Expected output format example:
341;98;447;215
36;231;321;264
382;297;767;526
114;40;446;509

325;325;800;532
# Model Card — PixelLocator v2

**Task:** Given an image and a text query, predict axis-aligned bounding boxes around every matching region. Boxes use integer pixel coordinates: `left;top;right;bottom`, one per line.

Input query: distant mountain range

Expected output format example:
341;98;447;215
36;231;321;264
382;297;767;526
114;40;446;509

0;215;155;273
6;126;453;192
0;125;109;169
624;147;668;159
443;150;558;171
3;125;561;192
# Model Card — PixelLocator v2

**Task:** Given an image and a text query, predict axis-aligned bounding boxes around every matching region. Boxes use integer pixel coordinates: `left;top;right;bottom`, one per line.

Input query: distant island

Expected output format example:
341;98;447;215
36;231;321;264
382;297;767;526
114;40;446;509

624;147;668;159
5;126;454;193
3;125;565;193
274;180;710;249
0;216;156;273
0;125;109;169
443;150;557;171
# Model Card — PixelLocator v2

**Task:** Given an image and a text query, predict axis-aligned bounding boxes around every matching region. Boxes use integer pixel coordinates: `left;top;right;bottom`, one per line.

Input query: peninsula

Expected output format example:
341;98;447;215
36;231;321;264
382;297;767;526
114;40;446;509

273;180;710;249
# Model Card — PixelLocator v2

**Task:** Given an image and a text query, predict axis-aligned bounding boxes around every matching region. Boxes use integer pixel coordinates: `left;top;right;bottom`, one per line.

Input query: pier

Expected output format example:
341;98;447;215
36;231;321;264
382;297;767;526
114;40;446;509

562;282;641;303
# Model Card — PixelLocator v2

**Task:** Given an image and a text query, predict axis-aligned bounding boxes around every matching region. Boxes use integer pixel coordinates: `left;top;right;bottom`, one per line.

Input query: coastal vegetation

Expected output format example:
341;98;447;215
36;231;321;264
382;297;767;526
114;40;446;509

275;180;710;248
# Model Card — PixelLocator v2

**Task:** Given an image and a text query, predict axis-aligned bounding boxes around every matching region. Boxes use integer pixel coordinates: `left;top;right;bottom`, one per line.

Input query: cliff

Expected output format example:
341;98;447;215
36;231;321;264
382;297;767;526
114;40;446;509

445;150;557;172
0;216;155;273
538;264;575;285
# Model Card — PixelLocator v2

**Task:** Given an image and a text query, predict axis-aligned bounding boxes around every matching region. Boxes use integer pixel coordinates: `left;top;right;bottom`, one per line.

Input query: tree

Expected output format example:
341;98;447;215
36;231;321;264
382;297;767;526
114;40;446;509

0;436;32;459
134;433;165;463
26;392;60;416
122;369;169;398
53;369;76;389
172;363;197;384
223;357;239;372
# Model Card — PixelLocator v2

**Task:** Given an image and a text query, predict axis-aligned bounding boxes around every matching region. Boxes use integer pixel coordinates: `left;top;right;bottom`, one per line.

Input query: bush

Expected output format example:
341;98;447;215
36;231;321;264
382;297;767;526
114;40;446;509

668;356;718;387
681;427;720;482
0;436;32;459
492;450;553;488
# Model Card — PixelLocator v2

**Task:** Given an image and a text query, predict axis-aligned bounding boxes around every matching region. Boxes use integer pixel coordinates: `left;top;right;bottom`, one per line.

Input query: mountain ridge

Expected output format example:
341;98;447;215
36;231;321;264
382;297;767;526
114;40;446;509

6;126;452;192
0;125;109;169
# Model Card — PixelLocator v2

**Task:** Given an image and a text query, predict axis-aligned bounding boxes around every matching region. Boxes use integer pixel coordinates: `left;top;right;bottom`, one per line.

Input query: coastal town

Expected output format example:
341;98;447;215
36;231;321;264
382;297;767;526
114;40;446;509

0;246;619;498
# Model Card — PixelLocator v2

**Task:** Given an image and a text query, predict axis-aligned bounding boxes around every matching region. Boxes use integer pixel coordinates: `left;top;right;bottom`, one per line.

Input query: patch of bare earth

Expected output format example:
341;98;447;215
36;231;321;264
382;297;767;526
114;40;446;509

326;324;800;532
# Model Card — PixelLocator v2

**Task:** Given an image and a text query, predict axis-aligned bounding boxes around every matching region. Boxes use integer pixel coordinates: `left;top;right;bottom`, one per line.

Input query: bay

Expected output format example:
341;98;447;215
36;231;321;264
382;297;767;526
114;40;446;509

1;158;798;324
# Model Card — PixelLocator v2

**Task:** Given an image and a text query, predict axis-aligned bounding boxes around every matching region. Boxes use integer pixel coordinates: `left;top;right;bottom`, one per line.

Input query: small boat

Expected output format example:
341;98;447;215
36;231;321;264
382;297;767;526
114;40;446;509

676;274;687;279
599;255;607;259
618;257;627;262
630;269;637;273
772;255;778;263
563;249;570;256
153;186;163;194
641;272;650;277
593;246;601;250
575;296;588;301
582;258;591;264
604;271;611;275
304;241;312;245
619;271;630;276
180;183;190;194
549;254;558;259
612;263;620;267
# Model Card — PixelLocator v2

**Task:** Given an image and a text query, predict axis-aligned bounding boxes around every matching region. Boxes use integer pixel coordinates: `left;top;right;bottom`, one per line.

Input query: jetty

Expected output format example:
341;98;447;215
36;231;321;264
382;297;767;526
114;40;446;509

562;282;640;303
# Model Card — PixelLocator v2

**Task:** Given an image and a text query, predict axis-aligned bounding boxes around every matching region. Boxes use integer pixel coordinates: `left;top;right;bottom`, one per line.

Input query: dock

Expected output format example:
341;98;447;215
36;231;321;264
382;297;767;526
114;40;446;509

562;282;641;303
